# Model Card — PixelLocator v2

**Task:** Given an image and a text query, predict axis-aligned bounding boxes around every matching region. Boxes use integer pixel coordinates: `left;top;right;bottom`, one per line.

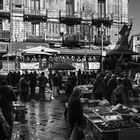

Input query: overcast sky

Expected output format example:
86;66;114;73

128;0;140;36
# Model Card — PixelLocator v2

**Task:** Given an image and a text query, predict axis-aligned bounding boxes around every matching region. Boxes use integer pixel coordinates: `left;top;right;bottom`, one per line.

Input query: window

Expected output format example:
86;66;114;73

137;36;140;41
98;0;105;18
66;0;74;16
31;0;40;10
32;23;40;36
0;0;3;9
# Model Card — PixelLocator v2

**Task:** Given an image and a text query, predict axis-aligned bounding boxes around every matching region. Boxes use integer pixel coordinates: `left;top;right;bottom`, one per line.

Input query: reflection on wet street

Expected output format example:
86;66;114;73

12;95;69;140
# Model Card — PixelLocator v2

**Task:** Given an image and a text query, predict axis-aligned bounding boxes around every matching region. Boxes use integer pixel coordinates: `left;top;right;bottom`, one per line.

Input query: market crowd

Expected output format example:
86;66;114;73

0;68;138;139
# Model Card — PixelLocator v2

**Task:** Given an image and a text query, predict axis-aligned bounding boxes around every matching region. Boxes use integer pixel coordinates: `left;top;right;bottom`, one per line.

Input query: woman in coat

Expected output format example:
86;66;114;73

67;86;85;134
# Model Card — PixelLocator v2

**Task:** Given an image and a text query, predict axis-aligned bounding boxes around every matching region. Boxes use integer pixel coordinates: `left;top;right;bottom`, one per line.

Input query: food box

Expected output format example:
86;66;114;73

14;103;27;122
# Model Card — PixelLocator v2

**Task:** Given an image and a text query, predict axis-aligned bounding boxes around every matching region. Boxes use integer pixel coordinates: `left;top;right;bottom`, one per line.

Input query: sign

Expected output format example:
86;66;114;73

3;61;15;71
88;62;100;70
20;62;39;70
72;63;84;71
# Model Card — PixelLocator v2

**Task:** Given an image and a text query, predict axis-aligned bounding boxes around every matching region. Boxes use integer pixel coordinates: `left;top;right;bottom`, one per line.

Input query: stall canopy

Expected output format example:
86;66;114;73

22;46;60;54
106;49;137;56
22;51;52;56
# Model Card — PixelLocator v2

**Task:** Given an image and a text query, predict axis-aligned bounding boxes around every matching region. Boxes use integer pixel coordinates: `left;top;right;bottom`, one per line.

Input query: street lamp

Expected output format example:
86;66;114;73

99;24;105;73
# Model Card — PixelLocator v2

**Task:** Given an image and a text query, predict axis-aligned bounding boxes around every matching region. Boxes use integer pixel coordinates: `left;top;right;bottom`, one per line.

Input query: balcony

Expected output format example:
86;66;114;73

24;34;45;43
0;31;10;42
94;35;111;46
92;14;113;27
59;10;82;25
0;11;10;20
23;8;47;22
62;33;80;47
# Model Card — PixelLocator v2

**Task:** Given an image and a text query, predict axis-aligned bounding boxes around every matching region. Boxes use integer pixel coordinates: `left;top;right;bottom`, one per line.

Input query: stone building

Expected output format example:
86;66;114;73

0;0;129;52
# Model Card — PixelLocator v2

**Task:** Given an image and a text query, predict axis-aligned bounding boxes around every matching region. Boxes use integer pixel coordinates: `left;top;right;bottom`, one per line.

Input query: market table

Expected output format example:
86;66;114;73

83;105;140;140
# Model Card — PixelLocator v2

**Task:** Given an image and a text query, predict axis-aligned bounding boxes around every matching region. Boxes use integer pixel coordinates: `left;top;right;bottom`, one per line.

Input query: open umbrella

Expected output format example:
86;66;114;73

49;63;76;70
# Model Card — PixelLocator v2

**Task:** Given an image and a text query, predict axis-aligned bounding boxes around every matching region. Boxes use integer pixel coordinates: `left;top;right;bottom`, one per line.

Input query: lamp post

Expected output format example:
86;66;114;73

99;24;105;73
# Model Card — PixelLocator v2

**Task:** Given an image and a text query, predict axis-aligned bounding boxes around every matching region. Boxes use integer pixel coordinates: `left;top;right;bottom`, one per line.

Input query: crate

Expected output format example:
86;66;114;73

14;105;27;122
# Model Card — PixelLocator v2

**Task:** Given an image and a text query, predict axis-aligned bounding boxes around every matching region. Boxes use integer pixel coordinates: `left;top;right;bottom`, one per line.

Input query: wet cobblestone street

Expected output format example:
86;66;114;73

12;92;69;140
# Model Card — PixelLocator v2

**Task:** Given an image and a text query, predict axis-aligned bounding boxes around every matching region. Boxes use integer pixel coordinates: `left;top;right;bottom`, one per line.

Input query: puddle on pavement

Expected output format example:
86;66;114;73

12;99;69;140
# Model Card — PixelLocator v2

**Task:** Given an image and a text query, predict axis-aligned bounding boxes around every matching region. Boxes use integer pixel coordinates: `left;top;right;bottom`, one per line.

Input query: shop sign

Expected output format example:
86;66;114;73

2;61;15;71
88;62;100;70
72;63;84;71
20;62;39;70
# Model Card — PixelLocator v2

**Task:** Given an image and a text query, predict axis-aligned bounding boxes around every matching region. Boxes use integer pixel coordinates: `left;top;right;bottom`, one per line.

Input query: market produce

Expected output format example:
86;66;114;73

89;116;104;123
95;120;140;131
132;116;140;124
92;106;111;115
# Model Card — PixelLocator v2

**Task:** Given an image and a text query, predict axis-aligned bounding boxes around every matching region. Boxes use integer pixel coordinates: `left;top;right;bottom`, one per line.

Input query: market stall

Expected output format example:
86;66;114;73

83;103;140;140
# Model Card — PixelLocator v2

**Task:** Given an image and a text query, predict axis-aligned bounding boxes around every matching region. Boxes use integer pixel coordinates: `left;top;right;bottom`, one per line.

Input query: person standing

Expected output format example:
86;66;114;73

0;80;17;140
38;72;48;101
67;86;85;134
29;71;37;100
52;73;59;97
113;78;125;105
107;74;117;103
19;74;29;103
122;74;132;106
92;74;105;100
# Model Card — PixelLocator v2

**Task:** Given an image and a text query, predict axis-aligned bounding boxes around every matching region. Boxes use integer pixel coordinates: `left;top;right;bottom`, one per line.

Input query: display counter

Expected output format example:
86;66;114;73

83;104;140;140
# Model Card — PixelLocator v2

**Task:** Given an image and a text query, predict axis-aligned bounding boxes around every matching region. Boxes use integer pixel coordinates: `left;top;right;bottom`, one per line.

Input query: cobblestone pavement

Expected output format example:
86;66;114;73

12;91;69;140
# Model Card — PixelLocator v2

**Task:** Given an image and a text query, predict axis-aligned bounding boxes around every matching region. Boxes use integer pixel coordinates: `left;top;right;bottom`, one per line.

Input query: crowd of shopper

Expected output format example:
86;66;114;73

0;67;138;139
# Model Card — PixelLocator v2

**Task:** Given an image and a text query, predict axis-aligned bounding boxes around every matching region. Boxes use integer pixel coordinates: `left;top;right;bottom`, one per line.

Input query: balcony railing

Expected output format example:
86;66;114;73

59;10;82;25
0;31;10;42
94;35;111;46
62;33;81;47
25;34;45;42
23;8;47;22
92;13;113;27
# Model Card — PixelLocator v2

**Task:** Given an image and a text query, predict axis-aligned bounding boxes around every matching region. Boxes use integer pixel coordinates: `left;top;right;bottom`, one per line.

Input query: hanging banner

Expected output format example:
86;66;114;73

20;62;39;70
88;62;100;70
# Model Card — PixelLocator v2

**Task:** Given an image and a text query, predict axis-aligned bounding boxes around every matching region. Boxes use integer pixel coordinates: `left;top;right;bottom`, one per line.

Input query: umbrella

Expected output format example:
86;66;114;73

22;51;52;56
2;52;21;57
22;46;60;54
49;63;76;70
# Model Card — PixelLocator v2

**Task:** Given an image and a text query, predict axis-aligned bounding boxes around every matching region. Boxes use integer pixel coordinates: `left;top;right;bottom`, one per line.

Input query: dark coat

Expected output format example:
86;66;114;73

67;95;83;127
0;85;17;114
38;75;48;88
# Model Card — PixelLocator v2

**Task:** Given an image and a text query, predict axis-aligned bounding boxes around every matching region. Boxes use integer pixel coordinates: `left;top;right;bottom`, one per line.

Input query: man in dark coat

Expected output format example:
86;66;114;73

107;74;117;103
0;80;17;139
29;72;37;100
19;74;29;102
67;87;85;133
38;72;48;101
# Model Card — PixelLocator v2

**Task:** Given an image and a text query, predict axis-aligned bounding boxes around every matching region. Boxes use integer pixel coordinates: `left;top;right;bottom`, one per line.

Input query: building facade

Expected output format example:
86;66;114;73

0;0;129;52
130;33;140;53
